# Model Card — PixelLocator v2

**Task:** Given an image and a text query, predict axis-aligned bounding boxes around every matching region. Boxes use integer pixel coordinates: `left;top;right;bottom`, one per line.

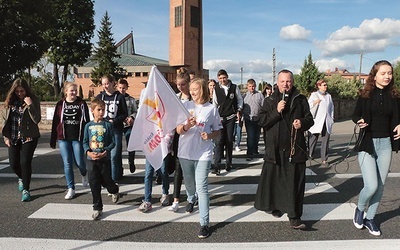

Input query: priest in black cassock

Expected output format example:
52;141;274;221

254;69;314;229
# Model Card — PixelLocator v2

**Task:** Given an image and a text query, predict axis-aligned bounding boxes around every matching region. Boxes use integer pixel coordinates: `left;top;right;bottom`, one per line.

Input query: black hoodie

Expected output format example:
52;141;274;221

96;91;128;133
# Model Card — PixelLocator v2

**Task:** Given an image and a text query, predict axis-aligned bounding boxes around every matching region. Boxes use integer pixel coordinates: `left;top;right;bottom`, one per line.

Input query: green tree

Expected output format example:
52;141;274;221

19;72;55;101
46;0;95;97
296;52;325;95
0;0;52;89
91;12;125;85
327;75;361;99
393;61;400;89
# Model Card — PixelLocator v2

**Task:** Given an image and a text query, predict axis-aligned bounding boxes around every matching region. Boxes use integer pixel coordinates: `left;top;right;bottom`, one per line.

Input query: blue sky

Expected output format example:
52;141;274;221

94;0;400;84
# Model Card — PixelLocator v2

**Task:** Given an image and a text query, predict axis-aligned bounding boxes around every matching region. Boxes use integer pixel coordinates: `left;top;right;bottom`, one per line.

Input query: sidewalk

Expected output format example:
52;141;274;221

332;119;354;135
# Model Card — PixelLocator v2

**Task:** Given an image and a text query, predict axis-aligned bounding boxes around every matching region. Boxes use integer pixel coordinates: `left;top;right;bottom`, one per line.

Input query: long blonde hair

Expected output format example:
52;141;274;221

190;78;209;104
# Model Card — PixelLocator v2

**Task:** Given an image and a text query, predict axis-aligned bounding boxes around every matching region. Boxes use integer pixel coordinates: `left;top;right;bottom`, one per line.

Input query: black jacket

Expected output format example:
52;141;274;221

258;87;314;164
352;92;400;154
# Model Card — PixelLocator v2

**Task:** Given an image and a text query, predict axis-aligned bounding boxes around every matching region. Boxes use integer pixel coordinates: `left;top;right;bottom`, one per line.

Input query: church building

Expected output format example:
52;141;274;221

74;0;208;99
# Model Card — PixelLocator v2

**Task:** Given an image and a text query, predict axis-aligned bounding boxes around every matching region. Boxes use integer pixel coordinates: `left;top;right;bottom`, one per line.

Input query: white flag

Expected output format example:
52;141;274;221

127;65;190;170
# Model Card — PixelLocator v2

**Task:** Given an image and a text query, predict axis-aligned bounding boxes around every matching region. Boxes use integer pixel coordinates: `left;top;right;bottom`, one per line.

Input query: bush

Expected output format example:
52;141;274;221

327;75;361;100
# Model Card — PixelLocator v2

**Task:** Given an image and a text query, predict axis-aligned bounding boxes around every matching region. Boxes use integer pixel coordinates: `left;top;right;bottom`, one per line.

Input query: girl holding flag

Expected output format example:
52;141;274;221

176;78;222;239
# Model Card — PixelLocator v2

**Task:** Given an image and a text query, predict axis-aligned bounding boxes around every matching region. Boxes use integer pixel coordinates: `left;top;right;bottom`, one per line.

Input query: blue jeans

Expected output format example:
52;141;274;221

111;133;123;181
179;158;210;226
144;157;170;202
244;118;261;155
233;122;242;147
124;127;136;165
357;137;392;220
58;140;87;189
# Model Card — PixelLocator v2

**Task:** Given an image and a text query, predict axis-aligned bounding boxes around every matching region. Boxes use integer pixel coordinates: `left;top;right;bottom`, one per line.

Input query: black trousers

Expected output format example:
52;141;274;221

88;160;119;211
9;138;38;191
214;117;235;168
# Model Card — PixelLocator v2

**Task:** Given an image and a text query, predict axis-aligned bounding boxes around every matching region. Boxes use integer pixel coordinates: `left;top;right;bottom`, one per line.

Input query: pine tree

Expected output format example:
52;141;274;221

90;12;122;85
296;51;325;95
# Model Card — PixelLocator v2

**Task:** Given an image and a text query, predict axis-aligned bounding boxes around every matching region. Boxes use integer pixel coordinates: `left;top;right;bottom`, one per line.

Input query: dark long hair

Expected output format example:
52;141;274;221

360;60;398;98
4;78;33;107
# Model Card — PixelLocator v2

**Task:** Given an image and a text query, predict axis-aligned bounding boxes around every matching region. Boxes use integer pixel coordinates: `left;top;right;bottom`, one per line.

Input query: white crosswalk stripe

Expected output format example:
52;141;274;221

29;203;355;222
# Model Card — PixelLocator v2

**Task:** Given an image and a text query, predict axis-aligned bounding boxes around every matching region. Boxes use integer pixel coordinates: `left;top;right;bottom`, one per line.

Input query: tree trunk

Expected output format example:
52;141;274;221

53;63;61;97
62;64;69;89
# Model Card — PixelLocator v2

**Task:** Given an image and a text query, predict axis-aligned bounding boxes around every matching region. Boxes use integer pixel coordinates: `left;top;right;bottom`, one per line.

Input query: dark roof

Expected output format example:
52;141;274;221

116;32;135;55
82;53;169;67
81;33;169;67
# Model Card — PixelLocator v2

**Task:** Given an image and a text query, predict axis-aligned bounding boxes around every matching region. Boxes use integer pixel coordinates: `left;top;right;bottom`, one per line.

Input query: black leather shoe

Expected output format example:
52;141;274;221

272;210;283;218
225;164;232;172
289;218;306;229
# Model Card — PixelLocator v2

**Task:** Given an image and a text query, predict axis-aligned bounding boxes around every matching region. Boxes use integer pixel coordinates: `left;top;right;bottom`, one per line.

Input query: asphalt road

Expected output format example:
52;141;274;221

1;121;400;249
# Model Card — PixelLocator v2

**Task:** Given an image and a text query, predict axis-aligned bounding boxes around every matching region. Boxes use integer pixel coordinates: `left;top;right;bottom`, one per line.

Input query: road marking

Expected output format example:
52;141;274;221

121;167;316;177
0;173;64;178
2;238;400;250
29;202;355;222
73;181;337;195
122;157;266;166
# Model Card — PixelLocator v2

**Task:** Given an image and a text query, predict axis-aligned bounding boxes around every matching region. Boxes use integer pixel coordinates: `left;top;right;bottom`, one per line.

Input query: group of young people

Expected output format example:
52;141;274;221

2;60;398;238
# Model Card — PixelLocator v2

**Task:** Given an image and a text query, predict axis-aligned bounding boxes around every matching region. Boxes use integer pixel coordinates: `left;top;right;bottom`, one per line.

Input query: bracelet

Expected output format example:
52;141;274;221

182;124;187;132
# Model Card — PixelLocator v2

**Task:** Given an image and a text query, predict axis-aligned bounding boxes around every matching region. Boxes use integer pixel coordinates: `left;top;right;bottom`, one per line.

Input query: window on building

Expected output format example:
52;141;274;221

191;6;200;28
77;73;83;78
135;72;141;77
175;6;182;27
84;73;90;78
143;72;148;77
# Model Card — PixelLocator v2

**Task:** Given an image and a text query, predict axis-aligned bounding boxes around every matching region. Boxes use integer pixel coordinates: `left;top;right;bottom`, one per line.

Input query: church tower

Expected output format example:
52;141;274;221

169;0;207;78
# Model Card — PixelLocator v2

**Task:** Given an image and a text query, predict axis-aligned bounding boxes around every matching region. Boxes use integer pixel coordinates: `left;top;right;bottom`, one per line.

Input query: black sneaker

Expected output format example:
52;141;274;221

186;202;194;213
353;207;364;229
198;225;210;239
129;163;136;173
364;219;381;236
211;168;220;175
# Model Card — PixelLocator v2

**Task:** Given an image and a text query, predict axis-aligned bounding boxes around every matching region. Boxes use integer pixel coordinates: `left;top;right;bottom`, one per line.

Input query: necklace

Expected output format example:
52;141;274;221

289;125;297;162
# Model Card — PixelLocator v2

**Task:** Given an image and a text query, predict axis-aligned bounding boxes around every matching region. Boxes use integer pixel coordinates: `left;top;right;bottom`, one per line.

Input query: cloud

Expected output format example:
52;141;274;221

204;59;292;84
316;18;400;57
315;58;350;72
280;24;312;41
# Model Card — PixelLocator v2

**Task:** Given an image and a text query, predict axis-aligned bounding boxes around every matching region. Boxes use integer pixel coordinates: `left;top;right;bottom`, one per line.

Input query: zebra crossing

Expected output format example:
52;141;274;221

24;145;358;224
0;133;400;249
2;124;400;249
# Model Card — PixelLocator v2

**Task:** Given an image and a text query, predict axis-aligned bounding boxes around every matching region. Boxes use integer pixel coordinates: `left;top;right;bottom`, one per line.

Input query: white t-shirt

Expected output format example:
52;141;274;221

178;101;222;161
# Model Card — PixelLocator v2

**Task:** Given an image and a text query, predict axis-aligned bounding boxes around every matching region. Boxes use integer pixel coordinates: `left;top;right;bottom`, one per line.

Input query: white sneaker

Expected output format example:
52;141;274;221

160;194;170;206
137;201;152;213
82;175;89;187
167;201;179;212
235;146;241;152
92;210;102;220
111;193;119;203
64;188;75;200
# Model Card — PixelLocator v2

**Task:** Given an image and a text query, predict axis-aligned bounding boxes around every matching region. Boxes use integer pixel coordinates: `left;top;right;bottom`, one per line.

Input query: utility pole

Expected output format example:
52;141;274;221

272;48;276;86
359;53;363;80
240;67;243;85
